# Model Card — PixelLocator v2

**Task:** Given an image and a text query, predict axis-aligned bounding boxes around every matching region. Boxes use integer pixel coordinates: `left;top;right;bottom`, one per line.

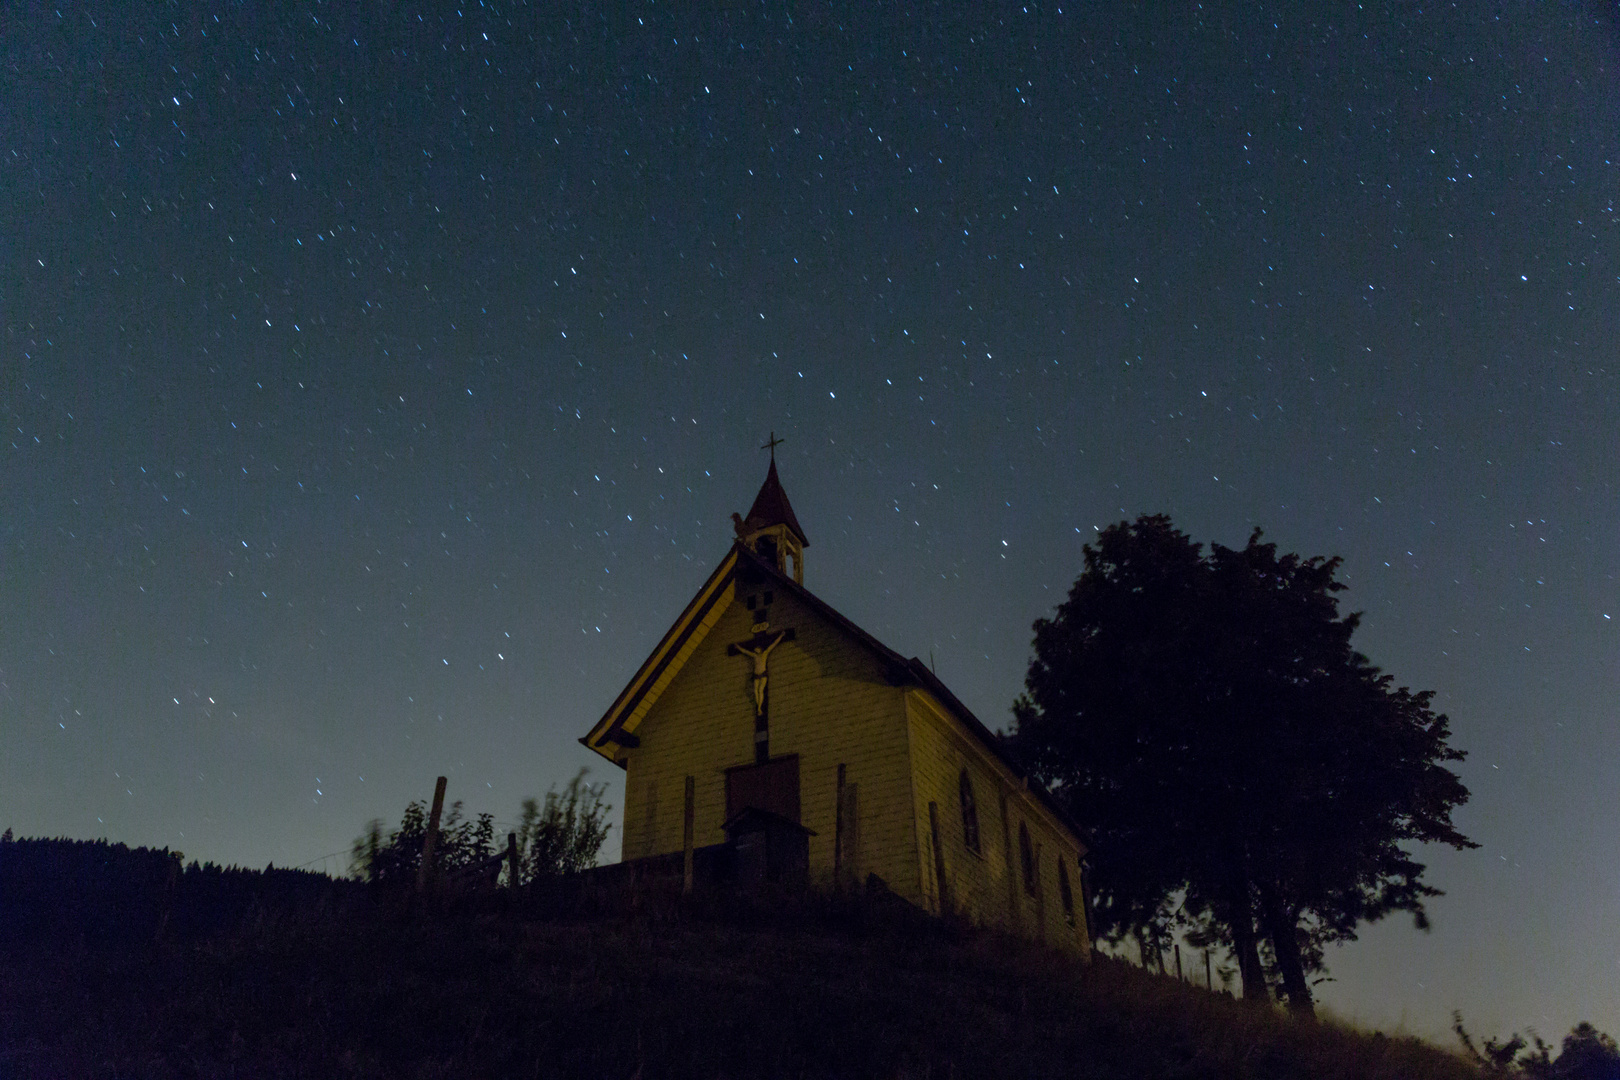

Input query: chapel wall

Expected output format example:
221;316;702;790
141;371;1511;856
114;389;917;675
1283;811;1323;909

903;695;1015;929
619;589;923;906
763;591;920;901
905;692;1091;956
1007;796;1091;955
619;593;758;862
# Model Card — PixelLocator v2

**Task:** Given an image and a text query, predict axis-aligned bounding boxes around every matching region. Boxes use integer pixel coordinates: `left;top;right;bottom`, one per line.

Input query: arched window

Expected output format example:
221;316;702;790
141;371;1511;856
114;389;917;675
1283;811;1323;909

958;769;980;853
1018;822;1036;897
1058;859;1076;928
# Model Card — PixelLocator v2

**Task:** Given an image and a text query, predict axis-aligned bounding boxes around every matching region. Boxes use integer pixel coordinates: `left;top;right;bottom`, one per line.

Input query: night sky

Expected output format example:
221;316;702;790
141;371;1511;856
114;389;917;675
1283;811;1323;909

4;0;1617;1043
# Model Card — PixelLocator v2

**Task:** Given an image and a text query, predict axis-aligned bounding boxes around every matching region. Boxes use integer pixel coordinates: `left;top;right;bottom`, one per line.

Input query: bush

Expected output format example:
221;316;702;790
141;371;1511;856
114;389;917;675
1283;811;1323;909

349;770;612;890
514;768;613;881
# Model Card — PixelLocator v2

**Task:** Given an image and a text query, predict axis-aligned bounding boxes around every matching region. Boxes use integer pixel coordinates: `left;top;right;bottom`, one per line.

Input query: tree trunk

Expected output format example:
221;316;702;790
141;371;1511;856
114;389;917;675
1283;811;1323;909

1257;882;1315;1017
1225;882;1270;1001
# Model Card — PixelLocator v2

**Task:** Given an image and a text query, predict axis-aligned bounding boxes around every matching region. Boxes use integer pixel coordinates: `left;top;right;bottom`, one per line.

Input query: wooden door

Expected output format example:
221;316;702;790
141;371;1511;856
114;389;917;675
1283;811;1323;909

725;755;800;823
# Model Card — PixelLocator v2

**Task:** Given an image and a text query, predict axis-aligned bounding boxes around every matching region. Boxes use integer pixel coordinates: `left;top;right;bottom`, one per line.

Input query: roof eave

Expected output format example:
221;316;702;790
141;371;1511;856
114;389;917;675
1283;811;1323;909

579;550;741;756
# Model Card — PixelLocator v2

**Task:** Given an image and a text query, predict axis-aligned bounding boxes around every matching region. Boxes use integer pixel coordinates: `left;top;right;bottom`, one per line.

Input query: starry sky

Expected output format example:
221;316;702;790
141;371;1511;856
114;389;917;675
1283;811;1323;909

4;0;1617;1044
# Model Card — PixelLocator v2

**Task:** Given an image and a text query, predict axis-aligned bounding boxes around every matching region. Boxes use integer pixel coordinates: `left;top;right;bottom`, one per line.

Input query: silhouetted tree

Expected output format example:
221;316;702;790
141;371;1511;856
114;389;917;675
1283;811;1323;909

1555;1024;1620;1080
1456;1015;1620;1079
1011;515;1475;1014
1454;1012;1551;1076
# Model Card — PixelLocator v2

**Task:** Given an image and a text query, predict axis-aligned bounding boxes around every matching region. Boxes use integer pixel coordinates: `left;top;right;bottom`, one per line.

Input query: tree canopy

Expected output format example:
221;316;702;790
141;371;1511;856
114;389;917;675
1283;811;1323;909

1010;514;1475;1014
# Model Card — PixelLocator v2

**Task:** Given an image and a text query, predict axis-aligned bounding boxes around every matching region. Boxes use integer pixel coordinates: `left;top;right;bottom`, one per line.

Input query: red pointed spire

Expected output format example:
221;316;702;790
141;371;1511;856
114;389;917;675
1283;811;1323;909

736;457;808;547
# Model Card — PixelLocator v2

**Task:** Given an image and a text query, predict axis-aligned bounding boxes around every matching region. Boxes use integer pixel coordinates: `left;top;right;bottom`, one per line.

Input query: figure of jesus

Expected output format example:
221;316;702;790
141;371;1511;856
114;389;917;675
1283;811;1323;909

734;630;787;717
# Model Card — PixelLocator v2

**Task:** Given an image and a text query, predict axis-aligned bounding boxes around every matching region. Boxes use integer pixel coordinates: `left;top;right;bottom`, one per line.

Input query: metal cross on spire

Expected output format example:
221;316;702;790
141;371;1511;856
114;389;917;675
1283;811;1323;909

761;431;785;459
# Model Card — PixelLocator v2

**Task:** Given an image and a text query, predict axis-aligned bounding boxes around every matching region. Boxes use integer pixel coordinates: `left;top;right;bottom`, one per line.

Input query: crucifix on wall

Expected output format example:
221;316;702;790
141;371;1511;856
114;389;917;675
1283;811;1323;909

728;611;795;762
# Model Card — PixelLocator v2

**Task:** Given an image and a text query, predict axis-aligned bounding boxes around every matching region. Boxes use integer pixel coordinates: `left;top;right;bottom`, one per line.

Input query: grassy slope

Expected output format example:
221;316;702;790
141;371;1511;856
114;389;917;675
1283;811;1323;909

0;845;1478;1079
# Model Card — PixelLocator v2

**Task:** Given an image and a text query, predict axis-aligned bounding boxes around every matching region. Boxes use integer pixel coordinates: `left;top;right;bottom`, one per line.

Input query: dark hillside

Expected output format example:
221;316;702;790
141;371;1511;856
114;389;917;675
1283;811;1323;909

0;838;1477;1079
1;837;354;949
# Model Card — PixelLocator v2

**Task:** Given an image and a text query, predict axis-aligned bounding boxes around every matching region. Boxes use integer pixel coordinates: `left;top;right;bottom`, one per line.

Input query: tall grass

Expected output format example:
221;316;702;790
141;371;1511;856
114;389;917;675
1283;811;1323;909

0;839;1478;1079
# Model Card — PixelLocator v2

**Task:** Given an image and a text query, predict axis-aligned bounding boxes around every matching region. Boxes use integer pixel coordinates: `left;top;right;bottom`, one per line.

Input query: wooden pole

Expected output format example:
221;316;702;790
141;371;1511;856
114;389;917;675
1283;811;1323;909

155;851;181;942
1032;843;1045;944
842;783;860;882
833;763;846;885
417;775;447;893
1078;858;1097;955
1000;791;1019;933
506;831;519;889
682;775;695;895
928;801;949;915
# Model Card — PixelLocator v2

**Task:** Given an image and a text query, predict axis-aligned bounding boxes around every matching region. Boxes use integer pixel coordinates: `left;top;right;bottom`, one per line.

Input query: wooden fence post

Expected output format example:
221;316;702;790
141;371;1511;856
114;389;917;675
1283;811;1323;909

154;850;182;942
1078;857;1097;955
1033;843;1046;945
999;790;1019;934
833;763;846;886
928;801;949;915
840;781;859;885
682;775;695;895
417;775;447;893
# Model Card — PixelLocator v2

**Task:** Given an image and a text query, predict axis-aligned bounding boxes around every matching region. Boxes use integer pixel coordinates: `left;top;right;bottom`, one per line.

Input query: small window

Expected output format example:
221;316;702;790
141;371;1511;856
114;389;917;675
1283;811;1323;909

1019;823;1036;897
1058;859;1076;928
958;770;981;853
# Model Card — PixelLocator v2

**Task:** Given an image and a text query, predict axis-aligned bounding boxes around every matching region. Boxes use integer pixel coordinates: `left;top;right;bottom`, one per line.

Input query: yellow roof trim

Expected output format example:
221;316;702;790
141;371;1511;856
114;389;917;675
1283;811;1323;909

579;549;740;764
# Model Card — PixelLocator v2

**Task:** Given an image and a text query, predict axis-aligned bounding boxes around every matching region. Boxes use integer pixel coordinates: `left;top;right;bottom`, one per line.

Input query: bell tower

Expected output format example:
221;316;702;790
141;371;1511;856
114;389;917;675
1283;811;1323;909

731;434;808;584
